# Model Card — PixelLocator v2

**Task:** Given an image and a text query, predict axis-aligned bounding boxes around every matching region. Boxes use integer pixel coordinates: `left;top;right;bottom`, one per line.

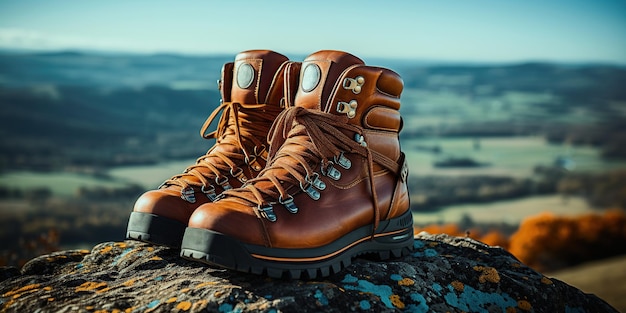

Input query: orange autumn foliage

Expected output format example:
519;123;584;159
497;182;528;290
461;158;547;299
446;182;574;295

414;210;626;272
479;230;510;248
508;210;626;271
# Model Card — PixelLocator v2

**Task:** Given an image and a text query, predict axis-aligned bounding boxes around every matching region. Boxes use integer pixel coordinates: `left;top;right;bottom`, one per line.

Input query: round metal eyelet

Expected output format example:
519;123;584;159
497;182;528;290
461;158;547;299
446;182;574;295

301;63;321;92
237;63;255;89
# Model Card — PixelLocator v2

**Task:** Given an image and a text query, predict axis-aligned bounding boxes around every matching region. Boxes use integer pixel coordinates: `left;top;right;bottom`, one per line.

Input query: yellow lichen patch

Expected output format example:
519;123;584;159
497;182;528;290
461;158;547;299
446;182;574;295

180;288;190;293
3;284;41;297
517;300;532;311
114;242;127;248
451;281;465;292
147;247;154;252
541;276;553;285
192;299;208;310
100;246;113;254
80;249;90;254
474;266;501;284
86;305;94;310
195;281;218;288
48;297;55;302
398;278;415;286
389;294;405;309
43;286;52;291
149;256;162;261
2;299;16;308
176;301;192;311
96;287;111;293
76;282;108;293
122;279;136;287
46;255;67;262
166;297;178;303
214;290;225;298
124;307;135;313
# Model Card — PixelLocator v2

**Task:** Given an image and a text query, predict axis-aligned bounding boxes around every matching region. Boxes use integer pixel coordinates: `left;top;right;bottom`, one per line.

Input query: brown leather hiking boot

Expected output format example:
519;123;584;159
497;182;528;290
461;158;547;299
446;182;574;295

180;50;413;279
126;50;301;247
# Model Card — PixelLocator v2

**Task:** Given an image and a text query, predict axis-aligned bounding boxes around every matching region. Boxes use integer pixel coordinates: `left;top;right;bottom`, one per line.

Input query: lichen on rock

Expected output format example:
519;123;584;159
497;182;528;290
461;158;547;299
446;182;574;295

0;233;618;312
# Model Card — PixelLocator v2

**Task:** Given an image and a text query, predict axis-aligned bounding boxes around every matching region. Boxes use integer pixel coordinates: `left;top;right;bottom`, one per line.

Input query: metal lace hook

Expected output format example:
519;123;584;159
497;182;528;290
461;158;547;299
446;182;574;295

201;184;217;201
279;194;298;213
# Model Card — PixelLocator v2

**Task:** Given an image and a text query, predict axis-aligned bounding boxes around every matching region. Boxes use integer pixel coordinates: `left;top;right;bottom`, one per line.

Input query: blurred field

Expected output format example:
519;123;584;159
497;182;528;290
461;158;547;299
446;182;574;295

412;194;597;225
548;255;626;312
403;136;626;178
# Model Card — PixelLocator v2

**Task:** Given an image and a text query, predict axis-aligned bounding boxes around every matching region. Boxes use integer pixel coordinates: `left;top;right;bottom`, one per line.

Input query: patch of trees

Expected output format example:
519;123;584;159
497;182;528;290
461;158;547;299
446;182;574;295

415;210;626;272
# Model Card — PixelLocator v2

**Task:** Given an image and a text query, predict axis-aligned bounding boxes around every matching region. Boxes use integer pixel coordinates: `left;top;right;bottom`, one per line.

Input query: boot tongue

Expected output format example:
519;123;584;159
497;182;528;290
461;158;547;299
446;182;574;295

229;50;289;105
295;50;364;111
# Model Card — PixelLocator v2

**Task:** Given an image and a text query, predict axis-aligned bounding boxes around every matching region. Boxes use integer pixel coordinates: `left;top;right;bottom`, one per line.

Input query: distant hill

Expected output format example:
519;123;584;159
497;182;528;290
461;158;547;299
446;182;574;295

0;51;625;171
0;50;231;88
398;62;626;105
0;84;219;170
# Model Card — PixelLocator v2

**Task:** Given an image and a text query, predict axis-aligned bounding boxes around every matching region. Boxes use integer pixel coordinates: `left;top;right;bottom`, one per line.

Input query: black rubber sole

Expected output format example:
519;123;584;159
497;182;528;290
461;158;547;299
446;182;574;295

126;212;186;248
180;210;414;279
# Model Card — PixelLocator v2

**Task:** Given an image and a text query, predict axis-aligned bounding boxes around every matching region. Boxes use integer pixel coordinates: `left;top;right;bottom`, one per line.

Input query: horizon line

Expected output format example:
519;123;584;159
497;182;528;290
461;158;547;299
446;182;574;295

1;47;625;67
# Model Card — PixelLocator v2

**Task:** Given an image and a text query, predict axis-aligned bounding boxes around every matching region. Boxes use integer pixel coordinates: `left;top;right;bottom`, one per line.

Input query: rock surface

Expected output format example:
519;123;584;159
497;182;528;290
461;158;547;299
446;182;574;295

0;233;617;312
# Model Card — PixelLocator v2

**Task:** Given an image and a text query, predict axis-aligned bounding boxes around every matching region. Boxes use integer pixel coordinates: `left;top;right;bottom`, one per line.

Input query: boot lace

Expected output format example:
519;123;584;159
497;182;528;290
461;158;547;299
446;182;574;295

221;106;384;233
160;101;283;203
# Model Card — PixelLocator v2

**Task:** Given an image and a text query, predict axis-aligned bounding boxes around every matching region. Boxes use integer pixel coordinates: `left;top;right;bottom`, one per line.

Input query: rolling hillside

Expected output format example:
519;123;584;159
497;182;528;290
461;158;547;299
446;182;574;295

1;51;625;171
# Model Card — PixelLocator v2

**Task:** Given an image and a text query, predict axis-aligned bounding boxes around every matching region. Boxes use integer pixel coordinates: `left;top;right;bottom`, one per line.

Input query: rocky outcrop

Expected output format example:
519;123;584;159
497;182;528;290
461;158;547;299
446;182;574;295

0;233;617;312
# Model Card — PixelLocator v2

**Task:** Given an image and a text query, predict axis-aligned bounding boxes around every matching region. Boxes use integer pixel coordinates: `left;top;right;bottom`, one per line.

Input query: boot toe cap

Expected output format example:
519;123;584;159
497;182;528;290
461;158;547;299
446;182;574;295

188;200;266;246
133;189;197;224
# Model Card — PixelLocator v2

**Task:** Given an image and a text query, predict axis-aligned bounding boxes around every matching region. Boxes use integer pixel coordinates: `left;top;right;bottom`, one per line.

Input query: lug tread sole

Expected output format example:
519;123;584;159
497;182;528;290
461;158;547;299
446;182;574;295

181;241;412;280
180;211;414;279
126;211;186;248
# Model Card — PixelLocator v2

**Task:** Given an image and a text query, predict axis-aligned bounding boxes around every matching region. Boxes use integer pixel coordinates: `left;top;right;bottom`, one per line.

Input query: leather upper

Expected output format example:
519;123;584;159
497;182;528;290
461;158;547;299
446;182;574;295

132;50;298;224
188;50;410;249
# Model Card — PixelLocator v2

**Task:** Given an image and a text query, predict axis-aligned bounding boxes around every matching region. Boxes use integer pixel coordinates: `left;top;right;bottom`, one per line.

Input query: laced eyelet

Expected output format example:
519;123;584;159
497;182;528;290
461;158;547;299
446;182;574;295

306;173;326;190
334;152;352;169
245;154;262;172
258;204;277;222
180;186;196;203
215;175;232;190
354;134;367;147
279;195;298;213
230;167;247;183
321;162;341;181
254;145;268;161
201;184;217;201
300;173;325;200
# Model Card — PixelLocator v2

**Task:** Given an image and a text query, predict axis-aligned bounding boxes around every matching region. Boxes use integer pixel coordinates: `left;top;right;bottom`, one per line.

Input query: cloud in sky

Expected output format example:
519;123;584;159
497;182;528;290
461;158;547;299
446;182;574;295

0;0;625;64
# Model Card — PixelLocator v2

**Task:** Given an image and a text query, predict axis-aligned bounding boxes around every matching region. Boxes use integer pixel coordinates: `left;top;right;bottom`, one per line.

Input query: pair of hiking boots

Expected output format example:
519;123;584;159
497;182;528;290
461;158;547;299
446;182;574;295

126;49;413;279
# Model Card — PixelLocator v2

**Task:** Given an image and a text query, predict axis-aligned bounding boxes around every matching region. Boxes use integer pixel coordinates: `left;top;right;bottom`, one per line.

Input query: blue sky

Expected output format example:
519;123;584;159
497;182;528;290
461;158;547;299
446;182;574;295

0;0;625;64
